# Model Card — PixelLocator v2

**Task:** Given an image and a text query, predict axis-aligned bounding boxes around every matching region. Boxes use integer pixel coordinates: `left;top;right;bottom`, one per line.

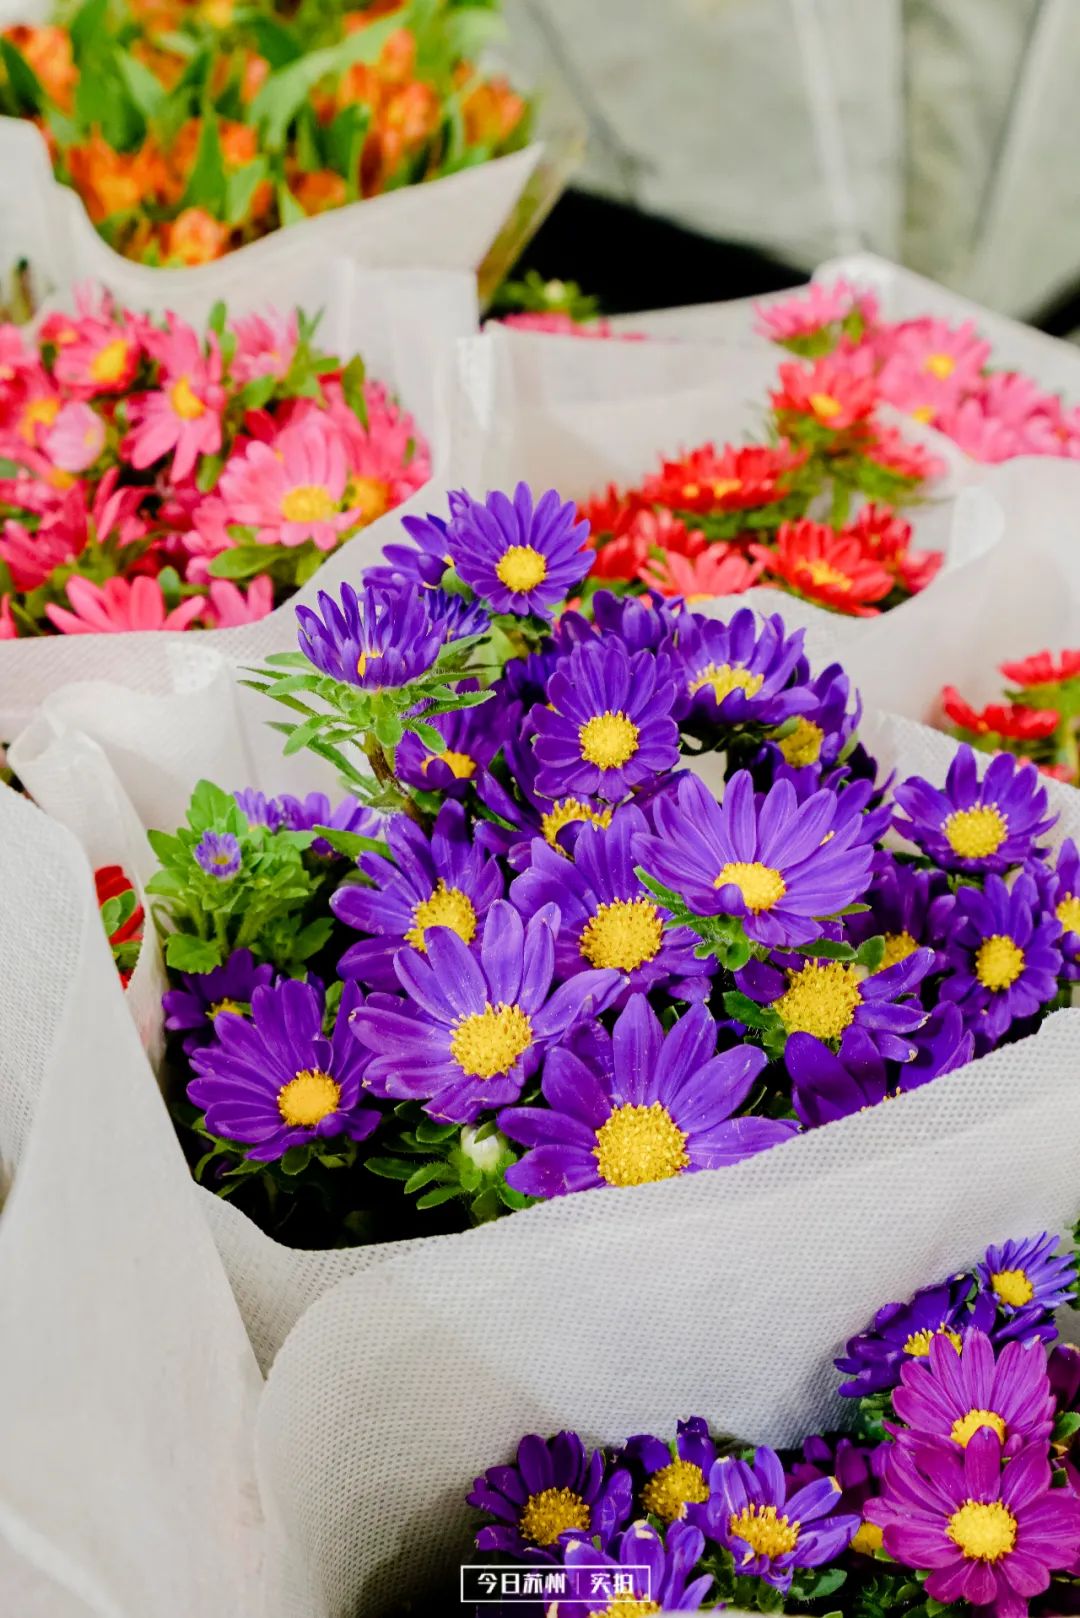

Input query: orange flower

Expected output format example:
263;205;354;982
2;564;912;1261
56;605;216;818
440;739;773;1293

240;51;270;105
289;169;349;216
220;120;259;168
4;25;77;112
66;133;168;223
159;208;229;266
462;76;527;147
363;81;439;191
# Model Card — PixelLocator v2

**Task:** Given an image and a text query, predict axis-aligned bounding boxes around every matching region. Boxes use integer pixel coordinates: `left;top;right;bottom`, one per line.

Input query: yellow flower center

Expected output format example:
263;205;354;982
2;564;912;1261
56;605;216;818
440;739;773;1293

711;477;742;500
640;1459;709;1522
580;898;663;971
942;805;1007;860
778;718;825;768
422;748;475;781
404;881;477;952
809;391;842;420
540;799;613;851
594;1102;689;1187
851;1521;883;1556
951;1409;1007;1448
89;338;132;384
975;934;1025;992
715;860;787;913
169;375;205;420
910;404;935;424
579;711;640;770
947;1500;1017;1563
729;1503;800;1560
594;1603;660;1618
990;1268;1034;1308
281;483;337;523
1057;894;1080;933
682;482;700;499
356;648;381;680
687;662;764;704
904;1325;963;1357
880;931;918;970
803;558;851;591
495;544;548;593
925;352;956;380
519;1486;590;1546
20;395;60;439
450;1003;533;1078
277;1067;341;1128
208;997;242;1018
344;475;389;524
774;960;862;1042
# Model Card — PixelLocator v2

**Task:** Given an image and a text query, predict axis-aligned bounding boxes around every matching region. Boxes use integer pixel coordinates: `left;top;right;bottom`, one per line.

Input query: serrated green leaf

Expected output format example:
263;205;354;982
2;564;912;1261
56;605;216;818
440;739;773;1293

164;933;221;973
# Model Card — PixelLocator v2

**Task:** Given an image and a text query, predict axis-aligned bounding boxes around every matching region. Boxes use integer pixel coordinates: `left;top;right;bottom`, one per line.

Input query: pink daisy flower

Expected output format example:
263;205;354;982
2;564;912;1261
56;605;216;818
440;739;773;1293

178;497;237;582
877;317;991;389
204;576;275;626
124;318;224;483
0;512;81;589
229;310;299;385
46;575;206;635
43;400;106;472
976;370;1059;429
756;278;878;344
640;541;766;601
217;411;358;551
2;365;62;449
52;314;141;397
934;397;1025;463
875;356;966;426
320;379;431;525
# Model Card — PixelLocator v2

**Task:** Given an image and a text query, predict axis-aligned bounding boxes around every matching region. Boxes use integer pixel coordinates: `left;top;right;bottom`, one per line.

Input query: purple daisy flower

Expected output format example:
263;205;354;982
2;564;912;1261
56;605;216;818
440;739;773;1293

188;978;378;1162
635;771;875;949
763;659;862;773
232;788;285;829
786;1011;971;1129
422;585;490;644
1038;836;1080;979
936;871;1062;1049
837;1278;996;1398
977;1233;1077;1344
531;636;680;802
276;791;382;859
475;728;618;870
509;805;712;1001
843;854;946;971
373;508;454;588
331;800;503;990
690;1445;858;1592
867;1428;1080;1613
786;1436;888;1557
395;681;519;799
892;745;1056;874
890;1328;1055;1456
448;483;590;618
736;943;933;1062
500;994;794;1199
620;1417;718;1523
162;948;275;1055
590;588;683;654
468;1430;632;1556
349;900;623;1124
296;580;441;688
194;830;241;880
561;1520;714;1611
670;607;814;729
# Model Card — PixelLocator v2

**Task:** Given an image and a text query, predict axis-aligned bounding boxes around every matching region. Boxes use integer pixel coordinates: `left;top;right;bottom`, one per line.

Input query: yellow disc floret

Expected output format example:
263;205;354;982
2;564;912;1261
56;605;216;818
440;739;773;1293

729;1503;800;1560
778;718;825;768
1057;894;1080;934
277;1068;341;1128
950;1409;1007;1448
774;960;862;1042
405;882;478;952
541;799;614;851
281;484;337;523
594;1102;690;1187
579;711;640;770
904;1325;963;1357
450;1003;533;1078
975;935;1025;992
169;375;206;420
942;805;1008;860
880;931;918;970
715;861;787;913
495;544;548;593
518;1487;590;1546
687;662;764;704
990;1268;1034;1308
946;1500;1017;1562
580;898;663;971
640;1459;709;1522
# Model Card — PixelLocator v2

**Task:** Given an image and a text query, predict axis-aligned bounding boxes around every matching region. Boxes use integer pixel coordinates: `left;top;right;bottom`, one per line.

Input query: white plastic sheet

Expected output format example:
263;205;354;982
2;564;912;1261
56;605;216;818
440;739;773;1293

0;256;478;734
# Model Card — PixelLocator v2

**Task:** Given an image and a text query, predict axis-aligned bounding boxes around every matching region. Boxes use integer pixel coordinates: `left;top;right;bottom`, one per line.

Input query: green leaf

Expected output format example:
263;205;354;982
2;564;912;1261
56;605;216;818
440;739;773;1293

246;13;306;68
416;1183;464;1209
854;935;887;972
309;825;390;861
115;49;167;121
195;453;225;494
292;916;335;960
279;1144;314;1176
276;181;306;228
189;778;241;831
225;157;270;227
325;103;369;198
414;1117;459;1145
0;39;45;115
404;1161;453;1194
70;0;109;54
207;547;274;580
164;933;221;973
237;371;277;411
792;937;857;962
340;352;367;425
179;115;226;215
722;991;779;1032
364;1156;416;1181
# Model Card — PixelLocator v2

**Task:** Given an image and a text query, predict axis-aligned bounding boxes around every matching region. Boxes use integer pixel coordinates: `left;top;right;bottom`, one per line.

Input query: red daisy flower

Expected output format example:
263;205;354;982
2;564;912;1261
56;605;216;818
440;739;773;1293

639;542;765;601
861;423;946;483
586;506;705;583
640;440;806;513
577;483;644;537
755;519;892;616
770;354;878;431
1000;648;1080;688
844;502;943;596
941;687;1060;741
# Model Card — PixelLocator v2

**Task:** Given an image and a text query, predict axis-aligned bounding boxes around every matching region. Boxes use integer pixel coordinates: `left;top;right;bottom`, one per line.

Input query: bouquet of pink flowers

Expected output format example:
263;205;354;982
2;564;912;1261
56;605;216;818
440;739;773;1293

0;288;430;637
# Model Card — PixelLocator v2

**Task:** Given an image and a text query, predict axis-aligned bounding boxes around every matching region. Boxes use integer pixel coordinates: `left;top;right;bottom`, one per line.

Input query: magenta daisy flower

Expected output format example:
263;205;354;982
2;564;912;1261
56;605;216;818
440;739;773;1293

893;746;1056;874
634;770;875;949
123;316;224;482
691;1446;858;1592
500;994;794;1198
218;412;359;552
531;637;680;802
348;900;624;1123
891;1329;1055;1456
448;483;590;617
868;1429;1080;1614
188;978;378;1162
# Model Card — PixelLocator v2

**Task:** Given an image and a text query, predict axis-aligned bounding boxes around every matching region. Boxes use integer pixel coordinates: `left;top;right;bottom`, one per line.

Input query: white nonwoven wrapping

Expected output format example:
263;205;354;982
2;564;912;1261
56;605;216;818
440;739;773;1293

0;783;264;1618
0;115;541;308
0;256;478;734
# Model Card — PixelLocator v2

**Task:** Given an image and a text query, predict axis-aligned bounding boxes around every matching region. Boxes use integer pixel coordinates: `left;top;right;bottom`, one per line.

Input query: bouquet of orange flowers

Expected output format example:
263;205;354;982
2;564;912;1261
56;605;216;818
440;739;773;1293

0;0;530;265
